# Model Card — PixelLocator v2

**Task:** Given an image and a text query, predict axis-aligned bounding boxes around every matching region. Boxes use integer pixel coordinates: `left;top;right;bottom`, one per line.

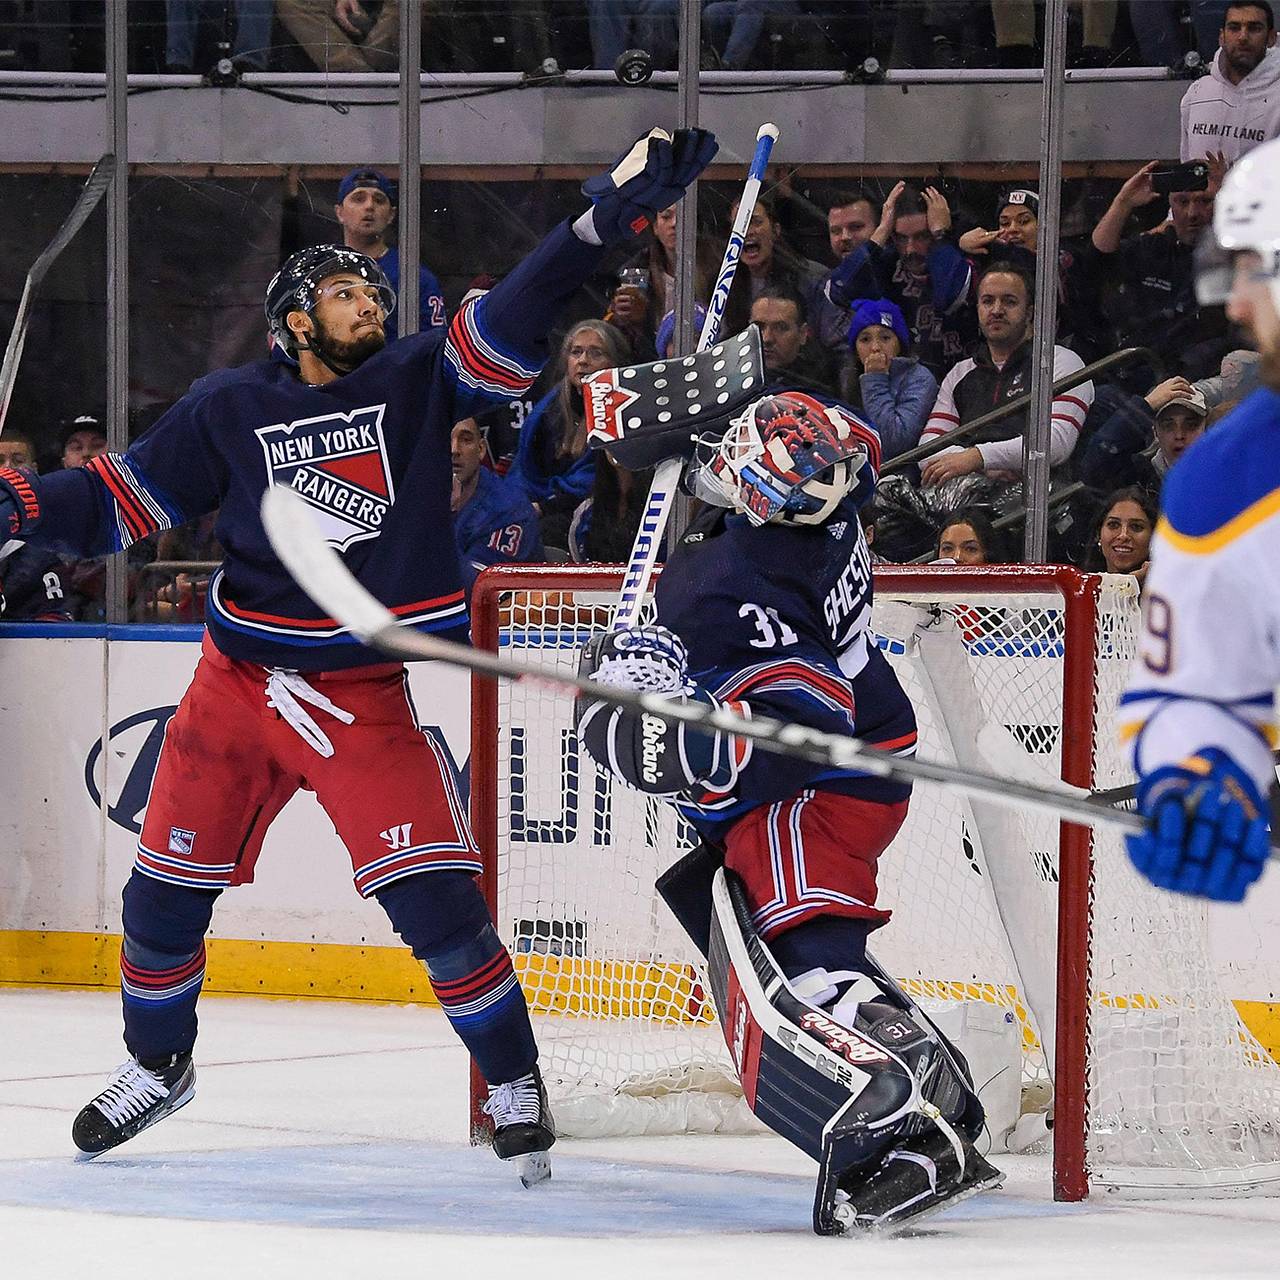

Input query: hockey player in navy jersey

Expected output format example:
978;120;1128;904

0;126;717;1177
575;390;1000;1232
1121;136;1280;905
450;417;542;595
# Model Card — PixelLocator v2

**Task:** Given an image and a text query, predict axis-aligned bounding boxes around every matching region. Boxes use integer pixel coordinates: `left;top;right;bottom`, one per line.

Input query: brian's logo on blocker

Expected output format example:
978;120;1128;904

583;373;640;444
168;827;196;857
256;405;395;551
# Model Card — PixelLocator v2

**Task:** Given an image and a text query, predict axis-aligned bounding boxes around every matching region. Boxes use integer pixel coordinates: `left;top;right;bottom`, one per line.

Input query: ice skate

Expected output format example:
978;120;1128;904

483;1065;555;1188
819;1126;1005;1237
72;1054;195;1157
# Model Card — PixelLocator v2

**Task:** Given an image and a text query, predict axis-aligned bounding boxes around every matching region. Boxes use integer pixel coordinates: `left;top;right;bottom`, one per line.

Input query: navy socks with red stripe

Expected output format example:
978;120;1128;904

116;868;537;1087
378;872;537;1085
119;872;220;1061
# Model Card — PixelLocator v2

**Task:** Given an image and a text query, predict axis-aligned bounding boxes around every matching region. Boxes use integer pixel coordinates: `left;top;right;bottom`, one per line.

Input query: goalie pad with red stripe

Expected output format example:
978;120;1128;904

705;868;993;1235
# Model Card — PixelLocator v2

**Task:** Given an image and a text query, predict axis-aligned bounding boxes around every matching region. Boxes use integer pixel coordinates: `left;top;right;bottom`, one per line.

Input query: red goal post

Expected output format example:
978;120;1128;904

469;563;1280;1202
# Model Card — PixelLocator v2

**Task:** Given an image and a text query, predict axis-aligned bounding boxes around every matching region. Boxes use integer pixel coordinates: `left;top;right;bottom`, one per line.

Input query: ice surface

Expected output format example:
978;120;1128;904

3;988;1280;1279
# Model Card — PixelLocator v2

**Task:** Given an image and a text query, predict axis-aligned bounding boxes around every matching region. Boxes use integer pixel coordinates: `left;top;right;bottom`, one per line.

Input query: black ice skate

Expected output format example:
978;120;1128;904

815;1126;1004;1237
483;1065;555;1188
72;1054;195;1157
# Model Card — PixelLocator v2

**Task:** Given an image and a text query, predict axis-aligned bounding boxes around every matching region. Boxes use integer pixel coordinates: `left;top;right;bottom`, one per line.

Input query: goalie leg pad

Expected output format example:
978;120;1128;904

655;840;723;959
706;869;999;1236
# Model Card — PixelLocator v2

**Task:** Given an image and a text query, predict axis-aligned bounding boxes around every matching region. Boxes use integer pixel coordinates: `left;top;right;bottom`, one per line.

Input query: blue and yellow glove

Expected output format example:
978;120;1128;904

1127;748;1270;903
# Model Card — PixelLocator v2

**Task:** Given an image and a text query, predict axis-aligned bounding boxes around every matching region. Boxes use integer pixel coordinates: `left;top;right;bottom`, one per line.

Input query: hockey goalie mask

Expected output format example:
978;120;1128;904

693;392;867;527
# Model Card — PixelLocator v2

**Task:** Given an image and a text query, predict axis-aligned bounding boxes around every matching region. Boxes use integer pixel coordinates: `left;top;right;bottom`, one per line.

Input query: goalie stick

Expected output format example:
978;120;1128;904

605;122;778;632
260;483;1279;854
0;154;116;436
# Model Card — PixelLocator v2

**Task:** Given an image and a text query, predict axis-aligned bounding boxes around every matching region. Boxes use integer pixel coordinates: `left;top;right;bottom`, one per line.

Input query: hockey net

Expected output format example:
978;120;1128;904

469;564;1280;1200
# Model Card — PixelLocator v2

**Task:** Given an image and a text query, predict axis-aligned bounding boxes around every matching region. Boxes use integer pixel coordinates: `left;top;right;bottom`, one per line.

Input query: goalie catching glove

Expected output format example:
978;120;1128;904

1127;748;1270;903
575;625;749;797
575;127;718;247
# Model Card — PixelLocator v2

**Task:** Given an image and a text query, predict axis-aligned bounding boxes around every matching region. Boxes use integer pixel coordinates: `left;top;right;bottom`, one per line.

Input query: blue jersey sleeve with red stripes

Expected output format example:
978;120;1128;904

444;220;609;422
21;390;218;558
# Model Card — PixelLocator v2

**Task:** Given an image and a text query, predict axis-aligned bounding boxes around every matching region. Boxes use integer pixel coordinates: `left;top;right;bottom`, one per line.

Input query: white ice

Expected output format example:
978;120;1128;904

3;988;1280;1279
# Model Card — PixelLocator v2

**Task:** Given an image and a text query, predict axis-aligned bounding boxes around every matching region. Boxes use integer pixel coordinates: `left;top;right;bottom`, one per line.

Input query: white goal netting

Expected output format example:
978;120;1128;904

473;566;1280;1197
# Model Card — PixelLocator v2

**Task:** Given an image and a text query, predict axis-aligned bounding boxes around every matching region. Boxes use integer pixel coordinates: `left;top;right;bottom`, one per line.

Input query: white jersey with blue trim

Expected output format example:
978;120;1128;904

1120;386;1280;796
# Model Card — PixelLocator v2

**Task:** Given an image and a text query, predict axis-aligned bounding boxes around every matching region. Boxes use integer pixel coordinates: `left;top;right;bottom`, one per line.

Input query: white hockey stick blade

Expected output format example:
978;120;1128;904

259;484;1208;847
261;485;399;644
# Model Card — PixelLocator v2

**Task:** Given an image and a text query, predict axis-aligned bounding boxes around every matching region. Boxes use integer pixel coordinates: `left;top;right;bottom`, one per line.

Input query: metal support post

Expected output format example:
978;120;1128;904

398;0;423;337
668;0;703;548
1023;0;1068;563
105;0;128;623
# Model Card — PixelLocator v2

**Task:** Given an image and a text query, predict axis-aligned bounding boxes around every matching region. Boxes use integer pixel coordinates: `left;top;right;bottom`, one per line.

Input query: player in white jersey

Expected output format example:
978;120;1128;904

1120;135;1280;903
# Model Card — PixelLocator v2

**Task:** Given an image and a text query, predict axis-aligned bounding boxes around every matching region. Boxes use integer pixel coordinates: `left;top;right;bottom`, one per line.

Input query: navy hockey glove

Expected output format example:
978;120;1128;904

578;128;719;247
0;467;40;537
575;626;746;796
1127;749;1270;903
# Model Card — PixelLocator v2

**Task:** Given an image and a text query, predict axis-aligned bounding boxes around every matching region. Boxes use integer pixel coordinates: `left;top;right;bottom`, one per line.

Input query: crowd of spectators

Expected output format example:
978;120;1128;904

2;3;1279;620
0;2;1267;77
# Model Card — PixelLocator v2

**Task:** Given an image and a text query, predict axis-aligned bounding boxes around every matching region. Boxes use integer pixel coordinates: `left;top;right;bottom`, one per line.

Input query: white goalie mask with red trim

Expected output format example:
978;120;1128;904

692;391;868;527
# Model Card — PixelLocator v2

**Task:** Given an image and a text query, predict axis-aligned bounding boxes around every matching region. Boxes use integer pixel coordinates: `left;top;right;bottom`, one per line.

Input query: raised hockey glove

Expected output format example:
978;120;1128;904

575;626;747;796
0;467;40;537
1127;748;1270;902
577;127;718;247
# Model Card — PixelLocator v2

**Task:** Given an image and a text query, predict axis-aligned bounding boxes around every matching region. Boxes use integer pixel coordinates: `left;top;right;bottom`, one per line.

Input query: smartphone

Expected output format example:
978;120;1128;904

617;266;650;293
1150;160;1210;196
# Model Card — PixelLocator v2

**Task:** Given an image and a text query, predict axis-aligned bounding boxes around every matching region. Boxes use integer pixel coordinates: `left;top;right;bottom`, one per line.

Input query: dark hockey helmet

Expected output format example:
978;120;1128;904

264;245;396;356
694;391;868;527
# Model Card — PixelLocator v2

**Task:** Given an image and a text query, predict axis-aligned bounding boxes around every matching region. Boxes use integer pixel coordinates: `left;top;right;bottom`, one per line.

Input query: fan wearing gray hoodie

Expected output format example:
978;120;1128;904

1181;2;1280;164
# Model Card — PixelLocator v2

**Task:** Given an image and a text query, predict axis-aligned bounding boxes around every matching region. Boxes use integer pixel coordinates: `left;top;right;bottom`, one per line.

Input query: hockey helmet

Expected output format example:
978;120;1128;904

1197;136;1280;311
694;391;868;527
264;245;396;356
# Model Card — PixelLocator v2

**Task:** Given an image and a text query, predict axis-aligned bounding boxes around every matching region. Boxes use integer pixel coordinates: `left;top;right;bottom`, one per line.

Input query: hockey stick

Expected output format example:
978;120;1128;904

0;154;116;436
610;123;779;631
262;482;1179;843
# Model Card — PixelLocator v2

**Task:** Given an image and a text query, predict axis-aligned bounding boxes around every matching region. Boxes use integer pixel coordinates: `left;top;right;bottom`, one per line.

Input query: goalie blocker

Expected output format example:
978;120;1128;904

694;861;1002;1235
583;326;765;471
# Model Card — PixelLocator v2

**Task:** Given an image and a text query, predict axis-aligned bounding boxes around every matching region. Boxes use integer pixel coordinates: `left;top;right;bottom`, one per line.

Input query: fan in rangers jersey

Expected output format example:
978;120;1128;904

0;126;718;1181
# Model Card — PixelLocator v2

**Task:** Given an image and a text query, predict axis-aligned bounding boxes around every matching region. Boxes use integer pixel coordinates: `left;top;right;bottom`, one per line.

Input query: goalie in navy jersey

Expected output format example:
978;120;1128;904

576;390;1000;1232
0;126;718;1181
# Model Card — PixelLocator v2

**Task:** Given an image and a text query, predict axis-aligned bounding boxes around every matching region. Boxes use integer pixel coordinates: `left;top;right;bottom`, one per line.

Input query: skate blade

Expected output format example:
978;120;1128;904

837;1166;1005;1237
517;1150;552;1189
72;1083;195;1162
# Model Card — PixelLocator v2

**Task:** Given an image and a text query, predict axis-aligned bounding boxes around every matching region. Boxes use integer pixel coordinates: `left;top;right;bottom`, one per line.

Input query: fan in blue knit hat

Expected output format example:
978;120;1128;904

846;298;910;351
842;297;938;462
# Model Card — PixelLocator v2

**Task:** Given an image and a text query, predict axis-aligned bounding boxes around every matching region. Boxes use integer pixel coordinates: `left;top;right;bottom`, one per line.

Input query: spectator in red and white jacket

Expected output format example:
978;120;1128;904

918;260;1093;489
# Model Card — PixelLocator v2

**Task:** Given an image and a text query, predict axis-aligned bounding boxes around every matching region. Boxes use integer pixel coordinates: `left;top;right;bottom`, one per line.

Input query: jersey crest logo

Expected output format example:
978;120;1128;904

256;405;395;551
168;827;196;857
